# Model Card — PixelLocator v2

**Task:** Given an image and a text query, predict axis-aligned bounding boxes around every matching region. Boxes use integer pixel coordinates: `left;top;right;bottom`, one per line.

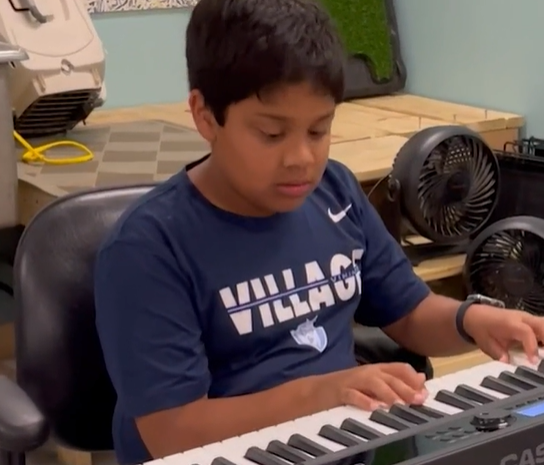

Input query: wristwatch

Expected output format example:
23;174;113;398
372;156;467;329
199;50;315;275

456;293;506;344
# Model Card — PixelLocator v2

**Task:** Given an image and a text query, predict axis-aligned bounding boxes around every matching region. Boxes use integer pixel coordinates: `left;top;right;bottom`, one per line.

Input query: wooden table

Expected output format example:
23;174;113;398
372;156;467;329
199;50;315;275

7;93;523;465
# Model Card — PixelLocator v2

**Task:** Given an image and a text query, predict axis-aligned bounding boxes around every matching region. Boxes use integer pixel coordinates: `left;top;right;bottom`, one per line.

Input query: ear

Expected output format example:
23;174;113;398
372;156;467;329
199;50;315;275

188;89;217;143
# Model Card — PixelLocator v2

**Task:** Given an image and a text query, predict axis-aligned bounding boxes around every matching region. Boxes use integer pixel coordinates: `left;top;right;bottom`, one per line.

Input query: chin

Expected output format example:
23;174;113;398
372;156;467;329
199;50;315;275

271;196;308;213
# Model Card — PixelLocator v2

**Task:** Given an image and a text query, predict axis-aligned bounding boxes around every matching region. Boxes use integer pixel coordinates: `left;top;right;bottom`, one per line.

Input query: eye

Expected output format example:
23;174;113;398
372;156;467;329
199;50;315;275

259;130;284;142
308;129;327;139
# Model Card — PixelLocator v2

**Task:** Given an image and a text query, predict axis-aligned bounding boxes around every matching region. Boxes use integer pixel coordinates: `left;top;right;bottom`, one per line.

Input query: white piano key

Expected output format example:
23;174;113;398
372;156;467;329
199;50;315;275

422;375;465;414
145;359;544;465
425;372;463;394
509;352;542;370
289;410;348;451
337;405;398;436
162;446;209;465
420;397;462;415
198;442;236;464
456;364;509;399
463;360;521;398
255;423;297;444
422;361;521;412
216;435;268;465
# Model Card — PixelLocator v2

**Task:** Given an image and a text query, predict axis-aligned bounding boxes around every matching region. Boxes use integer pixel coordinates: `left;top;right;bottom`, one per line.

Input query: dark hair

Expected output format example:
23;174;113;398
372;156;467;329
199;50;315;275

186;0;345;125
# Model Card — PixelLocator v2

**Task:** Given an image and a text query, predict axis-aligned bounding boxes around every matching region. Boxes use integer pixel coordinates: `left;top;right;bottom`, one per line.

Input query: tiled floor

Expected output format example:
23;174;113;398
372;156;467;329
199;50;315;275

17;120;210;198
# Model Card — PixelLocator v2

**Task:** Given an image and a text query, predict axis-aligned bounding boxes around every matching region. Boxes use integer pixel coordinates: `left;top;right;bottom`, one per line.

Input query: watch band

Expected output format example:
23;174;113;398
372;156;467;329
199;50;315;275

455;294;505;345
455;298;478;344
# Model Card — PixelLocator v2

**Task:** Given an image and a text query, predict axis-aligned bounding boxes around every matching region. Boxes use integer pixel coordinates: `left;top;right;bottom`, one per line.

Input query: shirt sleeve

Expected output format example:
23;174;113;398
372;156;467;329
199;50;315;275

94;240;210;418
353;185;431;328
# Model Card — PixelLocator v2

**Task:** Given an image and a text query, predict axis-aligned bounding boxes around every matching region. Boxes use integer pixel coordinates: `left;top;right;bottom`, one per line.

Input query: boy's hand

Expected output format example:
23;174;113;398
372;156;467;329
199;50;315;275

464;305;544;363
318;363;428;411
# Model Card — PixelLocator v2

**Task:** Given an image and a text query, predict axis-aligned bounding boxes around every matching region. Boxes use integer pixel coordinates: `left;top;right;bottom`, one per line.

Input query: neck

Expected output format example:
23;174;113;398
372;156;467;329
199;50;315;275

187;157;275;218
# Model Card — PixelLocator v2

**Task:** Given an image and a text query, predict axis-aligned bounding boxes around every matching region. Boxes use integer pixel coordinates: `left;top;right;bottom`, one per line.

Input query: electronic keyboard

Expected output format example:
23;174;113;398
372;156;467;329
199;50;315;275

146;352;544;465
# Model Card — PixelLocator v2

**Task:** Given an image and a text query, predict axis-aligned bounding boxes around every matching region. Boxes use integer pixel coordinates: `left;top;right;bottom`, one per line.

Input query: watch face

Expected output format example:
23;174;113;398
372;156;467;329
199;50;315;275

468;294;506;308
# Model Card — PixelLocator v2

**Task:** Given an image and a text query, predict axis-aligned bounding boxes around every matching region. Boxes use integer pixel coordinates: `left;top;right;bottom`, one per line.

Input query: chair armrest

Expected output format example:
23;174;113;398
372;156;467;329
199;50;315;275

353;325;434;379
0;375;48;452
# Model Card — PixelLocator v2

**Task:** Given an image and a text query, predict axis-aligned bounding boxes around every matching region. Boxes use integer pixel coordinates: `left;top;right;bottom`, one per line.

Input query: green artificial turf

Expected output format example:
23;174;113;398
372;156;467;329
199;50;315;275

320;0;394;81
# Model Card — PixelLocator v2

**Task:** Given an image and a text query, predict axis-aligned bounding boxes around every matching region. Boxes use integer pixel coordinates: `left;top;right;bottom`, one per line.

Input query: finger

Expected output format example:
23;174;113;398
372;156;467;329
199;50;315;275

380;363;426;391
364;377;403;406
478;336;508;362
524;315;544;347
341;388;382;411
385;376;427;405
511;322;539;363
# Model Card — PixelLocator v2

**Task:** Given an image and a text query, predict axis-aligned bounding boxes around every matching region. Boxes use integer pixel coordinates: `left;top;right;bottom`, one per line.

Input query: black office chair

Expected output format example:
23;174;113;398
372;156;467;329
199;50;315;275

0;185;432;465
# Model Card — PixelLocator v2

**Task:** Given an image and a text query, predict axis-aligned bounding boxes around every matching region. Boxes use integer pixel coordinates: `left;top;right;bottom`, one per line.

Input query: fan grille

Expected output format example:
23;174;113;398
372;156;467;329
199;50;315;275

15;89;100;138
417;135;498;239
468;228;544;315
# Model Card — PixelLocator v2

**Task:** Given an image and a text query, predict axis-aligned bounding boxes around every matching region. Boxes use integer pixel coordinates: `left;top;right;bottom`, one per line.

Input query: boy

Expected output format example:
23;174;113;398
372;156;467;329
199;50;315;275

94;0;544;463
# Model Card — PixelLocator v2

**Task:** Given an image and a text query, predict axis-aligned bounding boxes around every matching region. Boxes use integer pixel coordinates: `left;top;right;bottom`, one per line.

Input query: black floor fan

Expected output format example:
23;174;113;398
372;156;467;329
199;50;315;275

464;216;544;315
384;126;501;265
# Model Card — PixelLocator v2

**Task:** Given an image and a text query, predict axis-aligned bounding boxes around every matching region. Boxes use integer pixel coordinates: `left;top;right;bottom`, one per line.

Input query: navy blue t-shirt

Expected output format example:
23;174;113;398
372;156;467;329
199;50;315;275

94;159;430;464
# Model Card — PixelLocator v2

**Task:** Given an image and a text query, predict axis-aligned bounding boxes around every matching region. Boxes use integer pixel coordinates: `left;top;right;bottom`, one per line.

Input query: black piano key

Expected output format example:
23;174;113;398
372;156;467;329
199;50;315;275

454;384;498;404
266;440;309;464
369;409;413;431
389;404;432;424
287;434;331;457
319;425;363;447
340;418;384;440
245;447;289;465
211;458;238;465
408;404;445;419
538;360;544;373
435;390;478;410
499;371;540;390
481;376;522;396
515;366;544;385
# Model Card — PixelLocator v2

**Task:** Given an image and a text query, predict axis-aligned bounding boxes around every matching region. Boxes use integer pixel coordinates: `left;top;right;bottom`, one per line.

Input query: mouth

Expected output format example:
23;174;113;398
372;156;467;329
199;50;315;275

276;181;313;197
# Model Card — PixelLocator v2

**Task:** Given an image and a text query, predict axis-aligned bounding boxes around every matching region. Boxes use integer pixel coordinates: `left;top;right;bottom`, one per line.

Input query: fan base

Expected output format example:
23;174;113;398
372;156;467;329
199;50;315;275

403;240;469;267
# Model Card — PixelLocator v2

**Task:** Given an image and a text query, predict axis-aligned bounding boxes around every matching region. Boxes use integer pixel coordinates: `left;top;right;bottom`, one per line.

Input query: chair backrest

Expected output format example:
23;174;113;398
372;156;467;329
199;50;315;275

14;185;154;451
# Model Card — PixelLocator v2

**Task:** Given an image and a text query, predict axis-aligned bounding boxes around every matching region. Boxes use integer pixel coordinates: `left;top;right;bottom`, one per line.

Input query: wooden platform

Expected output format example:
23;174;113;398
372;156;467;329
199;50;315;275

9;93;524;465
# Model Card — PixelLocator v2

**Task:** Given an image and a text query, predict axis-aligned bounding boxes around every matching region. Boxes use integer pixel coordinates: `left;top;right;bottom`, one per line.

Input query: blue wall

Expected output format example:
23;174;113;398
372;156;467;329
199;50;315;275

92;0;544;136
394;0;544;137
92;9;190;108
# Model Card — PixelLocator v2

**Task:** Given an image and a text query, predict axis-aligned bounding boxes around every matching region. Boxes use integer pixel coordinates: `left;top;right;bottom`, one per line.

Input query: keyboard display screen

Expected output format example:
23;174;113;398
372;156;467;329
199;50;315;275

330;437;422;465
516;400;544;417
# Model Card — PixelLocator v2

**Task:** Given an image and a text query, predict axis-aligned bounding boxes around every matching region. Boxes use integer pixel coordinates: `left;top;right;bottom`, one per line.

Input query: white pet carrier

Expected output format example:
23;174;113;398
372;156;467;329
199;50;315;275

1;0;106;138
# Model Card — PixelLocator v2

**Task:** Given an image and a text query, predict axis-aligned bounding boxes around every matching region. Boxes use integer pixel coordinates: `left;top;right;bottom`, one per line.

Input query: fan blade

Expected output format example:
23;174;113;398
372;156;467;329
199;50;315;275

416;134;498;238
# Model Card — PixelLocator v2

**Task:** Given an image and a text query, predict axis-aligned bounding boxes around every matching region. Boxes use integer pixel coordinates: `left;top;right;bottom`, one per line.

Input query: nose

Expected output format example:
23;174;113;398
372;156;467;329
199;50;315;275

282;137;314;168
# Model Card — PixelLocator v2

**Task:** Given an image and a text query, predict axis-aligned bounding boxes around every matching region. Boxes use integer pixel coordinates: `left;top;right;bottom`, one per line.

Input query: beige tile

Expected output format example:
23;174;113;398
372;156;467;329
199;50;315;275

28;173;98;187
99;161;157;174
95;172;156;187
109;131;161;143
159;140;208;152
157;160;189;174
40;161;101;175
102;151;158;162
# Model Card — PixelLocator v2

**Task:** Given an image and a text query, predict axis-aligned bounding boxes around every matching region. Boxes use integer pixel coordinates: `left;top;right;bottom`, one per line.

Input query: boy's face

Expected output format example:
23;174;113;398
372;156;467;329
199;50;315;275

190;82;336;215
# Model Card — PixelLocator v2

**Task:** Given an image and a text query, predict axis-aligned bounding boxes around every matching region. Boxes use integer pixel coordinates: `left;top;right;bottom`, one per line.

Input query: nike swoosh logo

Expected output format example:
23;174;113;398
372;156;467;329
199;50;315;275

328;204;352;223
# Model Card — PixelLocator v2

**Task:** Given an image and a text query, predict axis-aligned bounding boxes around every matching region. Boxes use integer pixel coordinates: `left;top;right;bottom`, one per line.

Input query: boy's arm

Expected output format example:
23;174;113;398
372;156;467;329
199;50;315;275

136;376;331;458
348;175;472;357
383;292;476;357
94;241;336;459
